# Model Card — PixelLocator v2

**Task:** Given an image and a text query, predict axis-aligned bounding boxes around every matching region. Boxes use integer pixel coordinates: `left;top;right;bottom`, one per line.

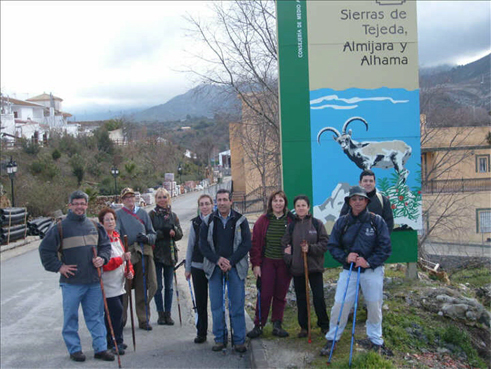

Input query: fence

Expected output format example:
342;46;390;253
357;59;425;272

233;186;279;214
422;177;491;194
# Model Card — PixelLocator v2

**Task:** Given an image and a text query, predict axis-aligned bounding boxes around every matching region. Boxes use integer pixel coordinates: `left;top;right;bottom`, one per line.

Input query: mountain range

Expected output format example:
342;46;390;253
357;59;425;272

71;54;490;123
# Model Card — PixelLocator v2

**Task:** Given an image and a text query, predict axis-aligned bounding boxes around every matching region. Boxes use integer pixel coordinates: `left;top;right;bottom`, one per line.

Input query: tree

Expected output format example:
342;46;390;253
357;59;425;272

418;87;490;261
185;0;281;208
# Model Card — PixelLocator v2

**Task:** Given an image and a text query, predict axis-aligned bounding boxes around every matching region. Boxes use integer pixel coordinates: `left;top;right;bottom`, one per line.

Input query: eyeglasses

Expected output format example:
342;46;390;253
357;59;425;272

199;202;211;206
71;202;87;206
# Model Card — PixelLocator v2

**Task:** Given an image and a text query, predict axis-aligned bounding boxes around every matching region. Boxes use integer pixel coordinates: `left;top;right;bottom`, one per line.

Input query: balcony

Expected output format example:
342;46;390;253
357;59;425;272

422;177;491;194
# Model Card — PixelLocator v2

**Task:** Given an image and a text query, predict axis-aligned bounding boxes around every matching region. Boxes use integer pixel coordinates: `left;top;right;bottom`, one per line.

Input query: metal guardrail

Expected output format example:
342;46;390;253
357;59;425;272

422;177;491;194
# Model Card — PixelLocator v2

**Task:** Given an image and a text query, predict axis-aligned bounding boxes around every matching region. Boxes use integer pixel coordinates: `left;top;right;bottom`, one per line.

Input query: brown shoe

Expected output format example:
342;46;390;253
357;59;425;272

94;350;115;361
297;328;308;338
70;351;86;362
234;344;247;353
164;312;175;325
157;311;166;325
139;321;153;331
212;342;227;351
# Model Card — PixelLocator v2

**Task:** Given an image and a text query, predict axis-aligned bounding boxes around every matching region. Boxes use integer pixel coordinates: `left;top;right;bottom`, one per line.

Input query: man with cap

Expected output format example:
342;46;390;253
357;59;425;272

320;186;391;356
39;190;115;362
340;169;394;233
116;188;157;331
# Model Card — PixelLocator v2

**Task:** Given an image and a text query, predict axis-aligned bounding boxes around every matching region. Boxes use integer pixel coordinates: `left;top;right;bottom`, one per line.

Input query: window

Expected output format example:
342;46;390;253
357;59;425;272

476;209;491;233
476;155;490;173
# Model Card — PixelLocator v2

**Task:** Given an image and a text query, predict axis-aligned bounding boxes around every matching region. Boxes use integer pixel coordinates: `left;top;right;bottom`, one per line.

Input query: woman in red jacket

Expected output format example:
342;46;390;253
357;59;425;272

98;208;134;355
247;190;294;339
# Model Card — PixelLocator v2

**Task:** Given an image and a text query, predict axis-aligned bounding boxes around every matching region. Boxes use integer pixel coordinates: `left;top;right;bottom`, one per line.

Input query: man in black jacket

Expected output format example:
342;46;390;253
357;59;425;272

321;186;391;356
340;169;394;233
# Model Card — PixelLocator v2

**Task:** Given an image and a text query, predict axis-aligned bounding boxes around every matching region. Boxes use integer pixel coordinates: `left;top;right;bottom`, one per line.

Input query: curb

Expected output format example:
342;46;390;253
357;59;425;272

245;307;272;369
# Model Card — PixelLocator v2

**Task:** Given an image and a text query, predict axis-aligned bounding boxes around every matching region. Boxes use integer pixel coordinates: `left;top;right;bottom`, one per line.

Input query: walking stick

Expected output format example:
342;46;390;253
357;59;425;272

222;271;227;355
139;242;150;330
328;263;354;365
123;236;136;351
170;240;183;326
225;272;235;349
302;247;312;344
349;267;362;368
187;278;198;326
256;276;262;330
93;247;122;368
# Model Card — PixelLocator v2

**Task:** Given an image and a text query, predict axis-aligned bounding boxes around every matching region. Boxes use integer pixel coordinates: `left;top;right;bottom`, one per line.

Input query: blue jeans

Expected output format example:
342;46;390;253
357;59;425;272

154;261;174;312
60;283;107;354
209;267;246;345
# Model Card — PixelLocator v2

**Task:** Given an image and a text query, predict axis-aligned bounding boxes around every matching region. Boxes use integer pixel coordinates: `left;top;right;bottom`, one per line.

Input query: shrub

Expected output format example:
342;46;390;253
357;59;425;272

52;149;61;160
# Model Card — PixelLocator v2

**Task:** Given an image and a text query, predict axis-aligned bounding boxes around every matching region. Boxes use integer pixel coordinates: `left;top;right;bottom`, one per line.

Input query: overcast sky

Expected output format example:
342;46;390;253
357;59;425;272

1;1;489;114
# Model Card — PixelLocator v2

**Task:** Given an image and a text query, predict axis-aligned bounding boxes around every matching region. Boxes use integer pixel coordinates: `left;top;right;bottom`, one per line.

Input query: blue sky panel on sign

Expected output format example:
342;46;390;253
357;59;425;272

311;87;422;230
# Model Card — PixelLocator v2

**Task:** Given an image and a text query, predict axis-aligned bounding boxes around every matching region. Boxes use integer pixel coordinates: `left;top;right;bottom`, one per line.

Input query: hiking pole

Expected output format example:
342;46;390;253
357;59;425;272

328;262;354;365
225;272;235;350
256;276;262;331
302;246;312;343
187;278;198;326
139;242;150;330
93;247;122;368
349;267;362;368
123;236;136;351
170;240;182;326
174;259;185;271
222;271;227;355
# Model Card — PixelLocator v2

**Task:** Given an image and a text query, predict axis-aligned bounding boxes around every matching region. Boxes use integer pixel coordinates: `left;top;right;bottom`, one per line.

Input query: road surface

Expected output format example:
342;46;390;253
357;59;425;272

1;190;251;368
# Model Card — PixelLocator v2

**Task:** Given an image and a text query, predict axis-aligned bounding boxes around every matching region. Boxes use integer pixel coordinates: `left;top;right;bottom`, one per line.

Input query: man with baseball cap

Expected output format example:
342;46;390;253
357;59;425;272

321;186;391;355
116;188;157;331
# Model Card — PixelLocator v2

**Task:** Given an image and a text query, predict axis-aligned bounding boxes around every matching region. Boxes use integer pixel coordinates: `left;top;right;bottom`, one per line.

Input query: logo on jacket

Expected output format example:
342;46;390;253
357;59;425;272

365;227;375;237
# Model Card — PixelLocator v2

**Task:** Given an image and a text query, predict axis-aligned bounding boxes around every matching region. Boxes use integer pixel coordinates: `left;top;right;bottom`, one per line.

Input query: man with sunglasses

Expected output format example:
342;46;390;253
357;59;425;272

321;186;391;356
39;190;114;362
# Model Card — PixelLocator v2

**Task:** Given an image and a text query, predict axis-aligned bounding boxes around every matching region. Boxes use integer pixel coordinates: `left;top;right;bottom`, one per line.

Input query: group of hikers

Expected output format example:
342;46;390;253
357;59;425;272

39;169;393;363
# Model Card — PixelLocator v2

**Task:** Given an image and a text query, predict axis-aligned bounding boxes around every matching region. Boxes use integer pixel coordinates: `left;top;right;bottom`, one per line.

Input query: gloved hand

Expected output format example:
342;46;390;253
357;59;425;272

136;233;149;244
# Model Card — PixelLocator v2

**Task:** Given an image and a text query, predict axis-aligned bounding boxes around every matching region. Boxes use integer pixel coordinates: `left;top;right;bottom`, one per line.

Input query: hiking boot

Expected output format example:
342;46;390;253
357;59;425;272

370;342;383;354
246;325;263;339
121;343;128;350
194;335;206;344
234;344;247;353
139;321;153;331
70;351;86;362
321;326;329;335
297;328;308;338
212;342;227;351
111;344;125;355
157;311;166;325
164;312;175;325
94;350;115;361
272;321;289;338
320;340;336;356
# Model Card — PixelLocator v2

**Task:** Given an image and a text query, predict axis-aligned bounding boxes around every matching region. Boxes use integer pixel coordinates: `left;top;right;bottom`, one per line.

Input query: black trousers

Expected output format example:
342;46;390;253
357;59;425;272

191;267;208;338
293;272;329;331
105;294;124;346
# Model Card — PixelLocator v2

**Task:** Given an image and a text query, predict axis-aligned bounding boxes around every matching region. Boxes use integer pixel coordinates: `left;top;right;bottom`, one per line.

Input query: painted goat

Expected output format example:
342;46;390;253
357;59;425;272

317;117;412;182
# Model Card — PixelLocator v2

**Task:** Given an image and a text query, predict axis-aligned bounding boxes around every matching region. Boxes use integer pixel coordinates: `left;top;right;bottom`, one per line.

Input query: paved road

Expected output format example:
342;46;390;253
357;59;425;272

1;190;251;369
